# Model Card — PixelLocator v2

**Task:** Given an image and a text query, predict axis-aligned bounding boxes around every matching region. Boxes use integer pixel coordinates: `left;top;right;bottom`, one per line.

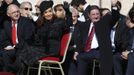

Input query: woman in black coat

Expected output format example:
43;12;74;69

23;0;69;65
13;1;69;75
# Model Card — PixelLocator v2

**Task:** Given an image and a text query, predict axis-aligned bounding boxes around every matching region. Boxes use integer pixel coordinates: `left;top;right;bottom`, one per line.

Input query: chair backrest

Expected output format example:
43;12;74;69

60;32;72;63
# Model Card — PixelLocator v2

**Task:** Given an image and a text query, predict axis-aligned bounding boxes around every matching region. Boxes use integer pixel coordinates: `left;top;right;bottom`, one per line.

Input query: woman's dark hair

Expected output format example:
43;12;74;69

36;16;44;27
128;3;134;23
39;1;53;14
116;1;122;11
36;14;55;27
71;0;86;6
100;8;110;16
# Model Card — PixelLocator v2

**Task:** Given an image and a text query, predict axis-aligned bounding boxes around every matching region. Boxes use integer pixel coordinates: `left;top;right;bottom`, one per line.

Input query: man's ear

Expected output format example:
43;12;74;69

7;13;10;17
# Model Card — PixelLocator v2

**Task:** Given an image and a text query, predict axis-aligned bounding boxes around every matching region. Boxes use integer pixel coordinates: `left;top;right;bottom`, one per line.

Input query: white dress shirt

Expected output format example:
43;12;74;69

110;28;116;52
88;22;99;49
78;3;90;22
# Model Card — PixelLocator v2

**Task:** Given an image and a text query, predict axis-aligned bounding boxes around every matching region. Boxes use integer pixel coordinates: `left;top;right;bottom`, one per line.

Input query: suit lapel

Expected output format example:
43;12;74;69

7;20;12;38
83;5;91;21
17;18;24;40
83;20;91;44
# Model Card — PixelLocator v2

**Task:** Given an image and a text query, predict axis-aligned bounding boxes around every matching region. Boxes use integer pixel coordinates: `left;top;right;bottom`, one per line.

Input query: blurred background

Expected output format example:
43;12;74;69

17;0;134;17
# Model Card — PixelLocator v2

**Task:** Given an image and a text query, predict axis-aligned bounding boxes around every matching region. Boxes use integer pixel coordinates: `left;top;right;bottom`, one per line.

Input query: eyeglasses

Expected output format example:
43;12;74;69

24;8;32;11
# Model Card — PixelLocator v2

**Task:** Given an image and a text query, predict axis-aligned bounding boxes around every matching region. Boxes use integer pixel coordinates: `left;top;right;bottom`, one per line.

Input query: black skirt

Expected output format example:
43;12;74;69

19;45;48;66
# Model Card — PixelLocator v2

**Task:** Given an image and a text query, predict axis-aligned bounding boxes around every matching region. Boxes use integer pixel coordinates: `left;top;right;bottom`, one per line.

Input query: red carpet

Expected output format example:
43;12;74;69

0;72;15;75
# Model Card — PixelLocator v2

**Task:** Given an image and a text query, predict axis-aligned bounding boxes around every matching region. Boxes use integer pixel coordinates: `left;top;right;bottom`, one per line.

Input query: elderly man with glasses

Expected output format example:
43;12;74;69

20;1;33;19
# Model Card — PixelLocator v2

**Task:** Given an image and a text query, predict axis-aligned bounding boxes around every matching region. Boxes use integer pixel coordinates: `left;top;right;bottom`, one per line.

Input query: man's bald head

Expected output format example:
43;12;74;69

7;4;19;13
7;4;20;21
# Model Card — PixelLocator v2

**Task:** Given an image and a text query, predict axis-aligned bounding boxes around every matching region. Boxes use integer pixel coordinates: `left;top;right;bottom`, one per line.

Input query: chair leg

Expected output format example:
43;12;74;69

59;64;64;75
42;68;48;75
47;64;53;75
38;62;42;75
92;60;96;75
27;67;30;75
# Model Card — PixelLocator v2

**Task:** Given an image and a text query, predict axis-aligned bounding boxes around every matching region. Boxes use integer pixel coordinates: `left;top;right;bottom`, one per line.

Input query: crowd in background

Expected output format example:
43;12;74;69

0;0;134;75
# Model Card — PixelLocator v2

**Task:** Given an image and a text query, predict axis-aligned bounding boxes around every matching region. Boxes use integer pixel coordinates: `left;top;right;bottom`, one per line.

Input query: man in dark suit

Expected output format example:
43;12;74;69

110;1;130;54
1;4;35;74
71;0;119;75
0;0;20;29
112;2;130;75
70;0;90;22
112;12;130;75
112;1;129;52
113;4;134;75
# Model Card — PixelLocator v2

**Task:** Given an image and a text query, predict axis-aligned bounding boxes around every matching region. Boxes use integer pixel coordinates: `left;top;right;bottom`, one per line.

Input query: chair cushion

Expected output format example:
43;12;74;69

0;72;15;75
40;57;60;61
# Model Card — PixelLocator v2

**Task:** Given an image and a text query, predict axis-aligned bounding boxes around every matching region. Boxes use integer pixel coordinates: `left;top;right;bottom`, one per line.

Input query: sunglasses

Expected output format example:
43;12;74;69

35;5;39;8
24;8;32;11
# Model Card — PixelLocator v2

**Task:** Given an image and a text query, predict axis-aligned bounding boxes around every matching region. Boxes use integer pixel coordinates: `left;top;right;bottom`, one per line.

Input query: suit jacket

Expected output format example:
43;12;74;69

0;30;3;49
0;0;20;29
76;8;119;75
83;5;91;21
2;17;35;49
68;21;84;51
114;14;131;53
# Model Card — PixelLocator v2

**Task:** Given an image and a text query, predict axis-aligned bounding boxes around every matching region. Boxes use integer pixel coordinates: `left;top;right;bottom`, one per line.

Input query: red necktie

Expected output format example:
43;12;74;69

84;25;95;52
12;21;16;45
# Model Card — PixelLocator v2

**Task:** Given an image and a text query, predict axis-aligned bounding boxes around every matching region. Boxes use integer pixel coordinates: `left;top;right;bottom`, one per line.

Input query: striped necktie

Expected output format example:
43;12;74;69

84;25;95;52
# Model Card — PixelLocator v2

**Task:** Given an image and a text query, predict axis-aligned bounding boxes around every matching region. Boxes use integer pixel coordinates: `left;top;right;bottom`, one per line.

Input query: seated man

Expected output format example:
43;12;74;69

113;4;134;75
70;0;120;75
1;4;35;74
19;1;33;19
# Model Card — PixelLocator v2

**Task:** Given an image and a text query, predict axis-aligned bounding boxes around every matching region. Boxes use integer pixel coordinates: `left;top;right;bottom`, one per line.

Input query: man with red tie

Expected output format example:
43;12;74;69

1;4;35;74
70;0;120;75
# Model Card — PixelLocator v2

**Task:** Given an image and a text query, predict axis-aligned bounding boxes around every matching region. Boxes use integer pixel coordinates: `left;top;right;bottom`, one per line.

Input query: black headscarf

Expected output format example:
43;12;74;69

39;1;53;14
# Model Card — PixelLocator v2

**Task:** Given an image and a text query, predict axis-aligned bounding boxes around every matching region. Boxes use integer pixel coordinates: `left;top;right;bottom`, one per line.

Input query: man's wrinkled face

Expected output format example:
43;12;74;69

7;5;20;21
20;3;32;17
